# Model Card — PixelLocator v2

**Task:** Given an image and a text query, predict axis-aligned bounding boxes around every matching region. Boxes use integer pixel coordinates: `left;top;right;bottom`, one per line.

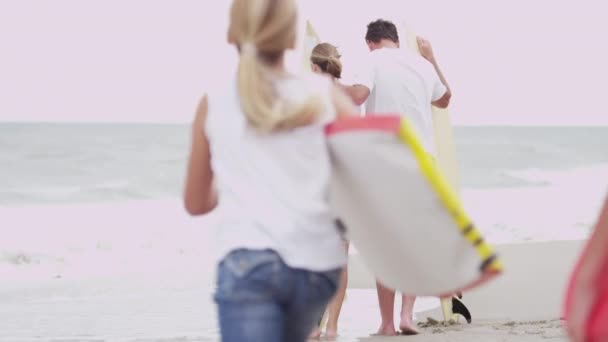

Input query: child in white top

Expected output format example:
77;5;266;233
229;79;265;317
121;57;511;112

308;42;350;340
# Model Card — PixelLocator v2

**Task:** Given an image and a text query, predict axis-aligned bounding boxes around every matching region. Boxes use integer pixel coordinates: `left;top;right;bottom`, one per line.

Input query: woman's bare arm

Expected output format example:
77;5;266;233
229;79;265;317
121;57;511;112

331;84;359;119
183;95;218;215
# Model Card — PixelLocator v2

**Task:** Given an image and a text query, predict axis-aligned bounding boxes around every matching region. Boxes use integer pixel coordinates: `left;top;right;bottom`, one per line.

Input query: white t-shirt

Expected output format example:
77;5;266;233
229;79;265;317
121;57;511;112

355;48;447;155
204;73;347;272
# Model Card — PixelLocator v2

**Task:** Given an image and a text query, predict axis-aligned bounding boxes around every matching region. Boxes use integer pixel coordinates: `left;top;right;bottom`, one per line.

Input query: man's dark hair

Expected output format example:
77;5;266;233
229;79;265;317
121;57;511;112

365;19;399;44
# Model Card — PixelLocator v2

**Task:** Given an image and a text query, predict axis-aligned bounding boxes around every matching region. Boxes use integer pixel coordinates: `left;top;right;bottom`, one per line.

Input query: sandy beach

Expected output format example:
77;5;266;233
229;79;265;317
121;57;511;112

0;196;592;342
340;240;581;341
0;232;582;341
360;320;565;342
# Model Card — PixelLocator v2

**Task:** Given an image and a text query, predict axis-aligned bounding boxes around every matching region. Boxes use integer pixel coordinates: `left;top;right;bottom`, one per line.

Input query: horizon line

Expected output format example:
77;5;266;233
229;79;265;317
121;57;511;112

1;120;608;128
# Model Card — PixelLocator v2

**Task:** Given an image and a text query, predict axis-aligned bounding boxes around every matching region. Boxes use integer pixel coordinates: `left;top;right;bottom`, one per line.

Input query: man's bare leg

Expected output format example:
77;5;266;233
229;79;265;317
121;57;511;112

325;242;349;339
376;281;398;336
399;295;419;334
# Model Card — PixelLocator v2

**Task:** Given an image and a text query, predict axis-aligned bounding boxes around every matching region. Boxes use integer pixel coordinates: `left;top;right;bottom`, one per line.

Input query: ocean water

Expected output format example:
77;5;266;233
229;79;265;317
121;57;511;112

1;123;607;204
0;123;189;205
1;123;607;272
0;122;605;280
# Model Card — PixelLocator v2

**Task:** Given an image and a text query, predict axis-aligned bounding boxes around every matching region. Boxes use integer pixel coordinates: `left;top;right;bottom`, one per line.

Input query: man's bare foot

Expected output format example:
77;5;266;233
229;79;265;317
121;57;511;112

375;324;398;336
399;318;420;335
308;327;321;340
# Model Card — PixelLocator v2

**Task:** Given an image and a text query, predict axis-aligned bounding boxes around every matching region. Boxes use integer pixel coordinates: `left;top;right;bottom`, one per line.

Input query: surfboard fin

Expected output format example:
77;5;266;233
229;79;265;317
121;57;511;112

451;296;472;324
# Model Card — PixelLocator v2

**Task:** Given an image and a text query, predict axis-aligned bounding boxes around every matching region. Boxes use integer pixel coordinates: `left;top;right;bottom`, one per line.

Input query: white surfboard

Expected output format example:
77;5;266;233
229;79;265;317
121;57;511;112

401;23;461;195
327;115;502;296
301;21;321;72
399;23;466;320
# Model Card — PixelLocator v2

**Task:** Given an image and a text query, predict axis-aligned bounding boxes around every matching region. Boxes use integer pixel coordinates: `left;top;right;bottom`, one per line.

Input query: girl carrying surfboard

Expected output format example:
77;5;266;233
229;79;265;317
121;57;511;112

308;42;350;340
182;0;358;341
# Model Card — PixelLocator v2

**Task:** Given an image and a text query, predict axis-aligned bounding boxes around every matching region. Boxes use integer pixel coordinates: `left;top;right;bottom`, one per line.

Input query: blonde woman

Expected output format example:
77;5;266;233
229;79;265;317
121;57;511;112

308;42;350;340
183;0;358;341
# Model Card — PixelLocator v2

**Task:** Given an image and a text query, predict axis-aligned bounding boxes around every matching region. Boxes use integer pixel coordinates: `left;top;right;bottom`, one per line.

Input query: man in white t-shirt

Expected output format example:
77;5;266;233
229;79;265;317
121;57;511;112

341;19;452;336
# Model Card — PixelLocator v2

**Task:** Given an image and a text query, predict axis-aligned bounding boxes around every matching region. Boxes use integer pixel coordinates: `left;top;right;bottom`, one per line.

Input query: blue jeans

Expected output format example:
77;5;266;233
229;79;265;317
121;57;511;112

214;249;341;342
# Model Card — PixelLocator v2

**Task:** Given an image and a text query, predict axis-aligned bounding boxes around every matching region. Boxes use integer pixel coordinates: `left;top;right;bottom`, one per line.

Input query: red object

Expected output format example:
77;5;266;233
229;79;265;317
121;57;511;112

564;235;608;341
324;114;401;135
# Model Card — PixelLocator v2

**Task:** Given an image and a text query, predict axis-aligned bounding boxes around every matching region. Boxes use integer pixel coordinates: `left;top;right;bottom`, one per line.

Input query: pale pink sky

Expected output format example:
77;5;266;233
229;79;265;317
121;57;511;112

1;0;606;125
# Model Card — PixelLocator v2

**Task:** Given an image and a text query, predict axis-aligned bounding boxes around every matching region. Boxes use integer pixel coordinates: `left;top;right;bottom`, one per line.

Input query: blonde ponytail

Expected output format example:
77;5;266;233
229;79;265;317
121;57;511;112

230;0;324;133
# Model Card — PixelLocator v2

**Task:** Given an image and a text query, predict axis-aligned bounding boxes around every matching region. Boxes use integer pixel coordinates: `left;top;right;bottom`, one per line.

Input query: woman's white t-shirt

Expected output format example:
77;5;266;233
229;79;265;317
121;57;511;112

204;73;346;272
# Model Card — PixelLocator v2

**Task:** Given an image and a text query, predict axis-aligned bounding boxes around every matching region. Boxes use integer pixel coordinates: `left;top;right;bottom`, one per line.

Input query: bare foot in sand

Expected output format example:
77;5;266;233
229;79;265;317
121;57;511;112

325;326;338;340
399;318;420;335
375;324;398;336
308;327;321;340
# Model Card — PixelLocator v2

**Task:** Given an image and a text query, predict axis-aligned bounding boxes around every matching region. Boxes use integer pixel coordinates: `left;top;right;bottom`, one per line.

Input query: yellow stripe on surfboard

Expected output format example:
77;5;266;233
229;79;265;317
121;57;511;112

397;119;503;273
